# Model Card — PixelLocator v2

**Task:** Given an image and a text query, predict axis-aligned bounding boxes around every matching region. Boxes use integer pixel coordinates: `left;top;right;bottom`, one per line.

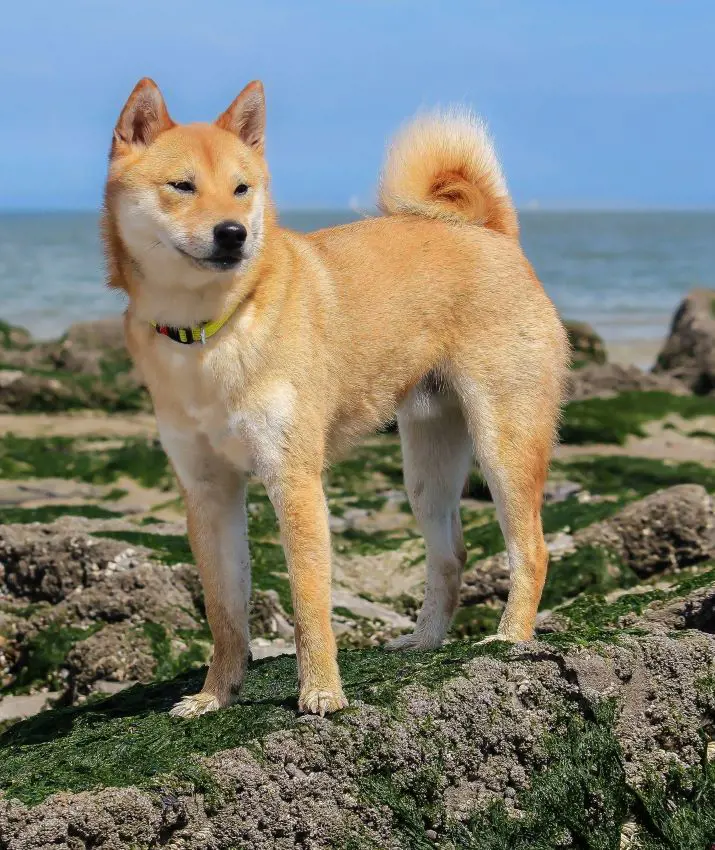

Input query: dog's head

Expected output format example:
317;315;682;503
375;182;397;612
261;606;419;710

104;78;270;291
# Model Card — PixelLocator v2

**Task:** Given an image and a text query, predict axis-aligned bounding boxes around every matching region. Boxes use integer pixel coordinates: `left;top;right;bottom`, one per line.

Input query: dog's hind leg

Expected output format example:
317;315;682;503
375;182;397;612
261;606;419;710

452;371;556;642
386;381;472;651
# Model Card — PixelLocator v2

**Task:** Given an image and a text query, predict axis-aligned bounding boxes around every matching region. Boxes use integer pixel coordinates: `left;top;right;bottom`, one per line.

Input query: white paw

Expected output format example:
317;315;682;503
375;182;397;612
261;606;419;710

298;687;348;717
170;692;221;719
477;633;518;645
384;631;444;652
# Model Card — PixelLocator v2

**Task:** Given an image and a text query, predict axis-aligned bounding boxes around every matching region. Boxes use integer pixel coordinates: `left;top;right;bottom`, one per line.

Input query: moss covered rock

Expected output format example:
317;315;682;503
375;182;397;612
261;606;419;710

0;622;712;848
460;484;715;634
563;319;607;368
560;390;715;445
0;321;31;351
0;316;150;413
567;362;689;402
1;381;714;845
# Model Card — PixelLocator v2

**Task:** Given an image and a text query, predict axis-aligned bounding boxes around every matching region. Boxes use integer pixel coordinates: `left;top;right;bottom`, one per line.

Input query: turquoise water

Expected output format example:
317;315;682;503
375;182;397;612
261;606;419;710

0;211;713;366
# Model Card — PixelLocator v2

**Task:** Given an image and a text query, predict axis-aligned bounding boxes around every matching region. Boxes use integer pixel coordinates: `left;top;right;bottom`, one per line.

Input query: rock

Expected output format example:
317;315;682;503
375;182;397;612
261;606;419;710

543;479;583;503
0;624;712;847
578;484;715;577
0;692;58;722
250;590;294;640
653;288;715;394
59;559;201;629
461;550;511;606
45;317;129;378
0;370;92;414
567;362;690;401
0;321;31;350
0;316;149;412
249;637;295;659
331;589;414;630
638;578;715;633
0;525;143;603
462;485;715;608
62;317;126;353
64;623;156;700
0;524;208;699
563;319;607;367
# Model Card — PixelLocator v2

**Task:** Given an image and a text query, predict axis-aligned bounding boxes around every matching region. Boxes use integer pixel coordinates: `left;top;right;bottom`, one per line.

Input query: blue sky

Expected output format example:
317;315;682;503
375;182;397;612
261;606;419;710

1;1;713;210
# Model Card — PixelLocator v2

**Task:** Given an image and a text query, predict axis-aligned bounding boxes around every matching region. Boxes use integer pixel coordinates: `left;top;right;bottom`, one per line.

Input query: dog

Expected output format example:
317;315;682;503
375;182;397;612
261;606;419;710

102;78;569;718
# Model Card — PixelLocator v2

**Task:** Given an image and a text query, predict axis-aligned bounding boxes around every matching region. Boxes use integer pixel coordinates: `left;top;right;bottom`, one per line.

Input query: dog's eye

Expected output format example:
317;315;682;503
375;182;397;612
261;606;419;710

234;183;249;196
168;181;196;193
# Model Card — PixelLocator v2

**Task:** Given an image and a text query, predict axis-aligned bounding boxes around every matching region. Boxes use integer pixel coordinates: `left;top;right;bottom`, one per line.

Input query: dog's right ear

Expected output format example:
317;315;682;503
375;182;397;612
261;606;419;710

112;78;174;155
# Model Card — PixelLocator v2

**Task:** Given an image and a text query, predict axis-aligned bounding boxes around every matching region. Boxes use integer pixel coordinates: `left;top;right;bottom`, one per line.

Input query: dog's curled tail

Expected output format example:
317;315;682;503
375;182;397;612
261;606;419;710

378;109;518;238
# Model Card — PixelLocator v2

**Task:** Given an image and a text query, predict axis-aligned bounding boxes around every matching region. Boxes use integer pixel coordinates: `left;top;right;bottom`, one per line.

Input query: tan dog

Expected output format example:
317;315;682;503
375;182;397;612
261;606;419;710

102;79;569;718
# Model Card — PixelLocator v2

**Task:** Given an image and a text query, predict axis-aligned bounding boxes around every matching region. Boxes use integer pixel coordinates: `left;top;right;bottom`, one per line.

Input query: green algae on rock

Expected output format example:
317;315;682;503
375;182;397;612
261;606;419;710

563;319;607;368
0;504;121;525
0;316;151;413
0;433;174;489
561;390;715;445
1;363;715;844
0;321;31;351
552;454;715;496
0;626;712;849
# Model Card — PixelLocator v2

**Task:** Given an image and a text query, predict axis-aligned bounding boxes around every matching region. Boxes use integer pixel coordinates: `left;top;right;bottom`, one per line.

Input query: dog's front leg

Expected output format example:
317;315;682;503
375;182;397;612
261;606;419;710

161;431;251;719
269;469;347;716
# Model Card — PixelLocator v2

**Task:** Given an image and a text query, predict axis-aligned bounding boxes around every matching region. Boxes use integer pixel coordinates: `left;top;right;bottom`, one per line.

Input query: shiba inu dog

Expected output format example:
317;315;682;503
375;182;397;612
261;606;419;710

103;78;569;717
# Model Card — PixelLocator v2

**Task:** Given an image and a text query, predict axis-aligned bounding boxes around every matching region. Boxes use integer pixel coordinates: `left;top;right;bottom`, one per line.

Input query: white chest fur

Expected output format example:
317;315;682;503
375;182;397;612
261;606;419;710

150;342;296;486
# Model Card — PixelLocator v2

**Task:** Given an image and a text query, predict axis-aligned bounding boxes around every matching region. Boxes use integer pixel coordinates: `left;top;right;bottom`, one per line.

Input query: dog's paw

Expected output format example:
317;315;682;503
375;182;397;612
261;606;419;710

170;692;221;719
298;687;348;717
384;631;444;652
477;633;521;646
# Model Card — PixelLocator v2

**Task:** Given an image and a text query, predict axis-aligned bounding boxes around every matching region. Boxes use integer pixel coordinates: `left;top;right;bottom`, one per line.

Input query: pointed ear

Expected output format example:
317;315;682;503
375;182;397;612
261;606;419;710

216;81;265;154
112;78;174;153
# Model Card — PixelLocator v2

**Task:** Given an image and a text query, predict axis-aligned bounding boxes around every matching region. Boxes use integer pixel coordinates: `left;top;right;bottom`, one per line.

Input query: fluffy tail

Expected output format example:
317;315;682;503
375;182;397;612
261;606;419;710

378;108;518;238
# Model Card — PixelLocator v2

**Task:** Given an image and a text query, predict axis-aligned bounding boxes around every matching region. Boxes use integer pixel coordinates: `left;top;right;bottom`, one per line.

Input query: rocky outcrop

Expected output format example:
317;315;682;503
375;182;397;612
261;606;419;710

0;524;206;700
461;484;715;609
563;319;607;367
0;606;712;848
0;369;94;414
567;362;690;401
64;622;156;700
1;344;714;845
0;317;148;413
653;288;715;394
577;484;715;577
0;321;31;350
0;526;199;625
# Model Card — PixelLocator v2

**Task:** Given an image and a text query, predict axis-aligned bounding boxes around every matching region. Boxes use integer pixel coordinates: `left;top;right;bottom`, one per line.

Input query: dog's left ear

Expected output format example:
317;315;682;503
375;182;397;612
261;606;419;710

216;81;265;154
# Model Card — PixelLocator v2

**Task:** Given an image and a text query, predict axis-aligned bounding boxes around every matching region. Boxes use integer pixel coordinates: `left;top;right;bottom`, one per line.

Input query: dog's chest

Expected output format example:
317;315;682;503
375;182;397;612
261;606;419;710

150;346;295;479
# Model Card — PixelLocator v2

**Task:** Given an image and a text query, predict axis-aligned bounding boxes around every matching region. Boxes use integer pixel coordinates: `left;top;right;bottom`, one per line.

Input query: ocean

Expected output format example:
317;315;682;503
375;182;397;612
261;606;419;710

1;210;713;368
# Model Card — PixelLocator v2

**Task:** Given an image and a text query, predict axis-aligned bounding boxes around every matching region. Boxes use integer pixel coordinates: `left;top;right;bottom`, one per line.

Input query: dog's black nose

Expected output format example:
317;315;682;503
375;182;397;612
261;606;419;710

213;220;247;252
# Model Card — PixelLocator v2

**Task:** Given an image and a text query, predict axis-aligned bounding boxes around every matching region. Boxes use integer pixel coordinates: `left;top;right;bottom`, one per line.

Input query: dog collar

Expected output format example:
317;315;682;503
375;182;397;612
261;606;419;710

151;308;234;345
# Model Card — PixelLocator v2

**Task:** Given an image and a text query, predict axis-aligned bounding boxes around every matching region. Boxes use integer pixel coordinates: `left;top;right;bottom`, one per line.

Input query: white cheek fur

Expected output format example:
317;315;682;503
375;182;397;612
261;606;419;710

244;188;266;260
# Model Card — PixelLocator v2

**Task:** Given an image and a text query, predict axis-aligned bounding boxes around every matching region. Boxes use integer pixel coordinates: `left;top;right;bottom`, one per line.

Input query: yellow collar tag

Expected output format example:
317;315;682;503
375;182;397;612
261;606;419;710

151;308;234;345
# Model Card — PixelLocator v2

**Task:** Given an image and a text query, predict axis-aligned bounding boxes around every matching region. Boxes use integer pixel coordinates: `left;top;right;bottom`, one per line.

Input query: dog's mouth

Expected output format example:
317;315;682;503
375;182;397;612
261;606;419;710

203;253;242;271
175;245;243;272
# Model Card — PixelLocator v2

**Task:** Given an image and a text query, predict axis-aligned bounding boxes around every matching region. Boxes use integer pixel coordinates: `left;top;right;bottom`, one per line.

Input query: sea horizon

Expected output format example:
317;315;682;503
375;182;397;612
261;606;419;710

2;209;714;369
2;206;715;215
